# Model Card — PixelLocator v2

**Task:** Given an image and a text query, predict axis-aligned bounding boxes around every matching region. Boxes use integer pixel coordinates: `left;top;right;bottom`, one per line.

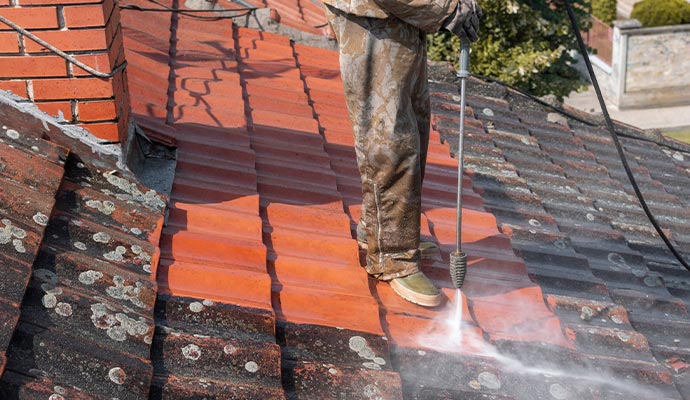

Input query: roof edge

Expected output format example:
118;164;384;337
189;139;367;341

0;90;125;170
426;62;690;155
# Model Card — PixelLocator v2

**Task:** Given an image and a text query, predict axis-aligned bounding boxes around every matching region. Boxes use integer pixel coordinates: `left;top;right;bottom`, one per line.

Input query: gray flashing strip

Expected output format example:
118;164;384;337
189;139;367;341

619;23;690;36
0;90;125;169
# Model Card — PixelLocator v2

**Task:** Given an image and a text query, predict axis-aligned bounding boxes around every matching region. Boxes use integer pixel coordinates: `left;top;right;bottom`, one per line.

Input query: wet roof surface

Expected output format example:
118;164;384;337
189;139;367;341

0;0;689;398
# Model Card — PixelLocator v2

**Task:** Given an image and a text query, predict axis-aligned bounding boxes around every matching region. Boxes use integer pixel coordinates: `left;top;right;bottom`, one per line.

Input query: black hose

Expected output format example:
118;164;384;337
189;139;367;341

562;0;689;270
470;72;595;127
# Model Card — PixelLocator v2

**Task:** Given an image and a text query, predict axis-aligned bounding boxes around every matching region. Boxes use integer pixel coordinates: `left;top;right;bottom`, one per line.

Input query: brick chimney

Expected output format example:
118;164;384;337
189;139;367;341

0;0;129;143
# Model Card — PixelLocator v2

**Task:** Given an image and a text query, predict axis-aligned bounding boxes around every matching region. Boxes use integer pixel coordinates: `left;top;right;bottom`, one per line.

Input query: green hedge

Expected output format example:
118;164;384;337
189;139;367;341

592;0;617;25
426;0;591;100
631;0;690;27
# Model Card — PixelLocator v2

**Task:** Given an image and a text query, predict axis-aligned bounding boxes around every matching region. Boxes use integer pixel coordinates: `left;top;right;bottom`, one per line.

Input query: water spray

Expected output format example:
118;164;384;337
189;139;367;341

449;40;470;289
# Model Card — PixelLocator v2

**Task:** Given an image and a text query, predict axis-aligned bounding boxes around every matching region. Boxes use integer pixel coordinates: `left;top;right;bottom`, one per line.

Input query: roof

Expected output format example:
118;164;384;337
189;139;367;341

0;0;689;399
0;92;167;399
242;0;329;36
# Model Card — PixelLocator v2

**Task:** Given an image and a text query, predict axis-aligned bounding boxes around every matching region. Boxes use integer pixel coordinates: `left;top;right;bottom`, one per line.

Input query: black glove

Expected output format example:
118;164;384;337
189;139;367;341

442;0;482;42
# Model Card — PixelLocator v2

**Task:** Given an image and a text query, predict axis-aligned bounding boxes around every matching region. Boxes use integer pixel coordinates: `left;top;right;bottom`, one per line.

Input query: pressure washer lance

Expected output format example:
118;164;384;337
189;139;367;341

450;41;470;289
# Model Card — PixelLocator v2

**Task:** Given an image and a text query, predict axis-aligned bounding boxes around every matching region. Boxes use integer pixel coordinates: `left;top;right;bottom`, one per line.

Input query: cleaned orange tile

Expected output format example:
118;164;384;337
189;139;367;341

158;259;273;311
248;96;315;117
245;82;309;103
275;287;384;335
167;202;262;239
265;203;352;235
268;229;360;263
469;287;573;349
270;255;370;294
236;30;291;47
251;109;320;132
160;229;266;269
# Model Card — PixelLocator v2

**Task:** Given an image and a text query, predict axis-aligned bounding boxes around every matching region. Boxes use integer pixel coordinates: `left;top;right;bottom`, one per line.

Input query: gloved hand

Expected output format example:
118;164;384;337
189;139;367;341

442;0;482;42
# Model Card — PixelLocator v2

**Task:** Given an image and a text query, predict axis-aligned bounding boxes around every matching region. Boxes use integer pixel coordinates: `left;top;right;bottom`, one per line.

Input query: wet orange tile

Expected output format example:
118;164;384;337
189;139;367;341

268;230;360;263
168;203;261;236
276;287;384;335
469;287;573;349
161;229;266;268
270;255;370;294
158;259;273;311
385;313;487;355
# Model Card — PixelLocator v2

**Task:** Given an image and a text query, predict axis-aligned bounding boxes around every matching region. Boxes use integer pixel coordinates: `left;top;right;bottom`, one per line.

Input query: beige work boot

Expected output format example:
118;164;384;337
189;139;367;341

356;223;440;260
389;271;442;307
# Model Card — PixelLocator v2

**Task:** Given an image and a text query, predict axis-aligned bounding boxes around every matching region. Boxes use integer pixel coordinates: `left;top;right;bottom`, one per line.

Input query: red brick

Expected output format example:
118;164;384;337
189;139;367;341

35;100;73;121
80;121;119;141
115;68;128;101
116;83;129;115
111;68;125;100
0;31;19;53
0;7;59;30
106;20;121;49
72;53;110;77
104;0;118;27
108;31;125;67
77;99;116;121
63;4;106;28
103;0;116;21
114;45;126;68
0;79;26;96
24;29;108;53
117;105;129;142
120;99;130;124
0;55;66;78
31;77;114;100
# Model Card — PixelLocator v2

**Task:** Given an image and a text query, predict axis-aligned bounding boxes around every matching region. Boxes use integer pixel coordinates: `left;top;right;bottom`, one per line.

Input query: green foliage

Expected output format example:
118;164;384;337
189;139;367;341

664;131;690;144
630;0;690;27
591;0;617;25
427;0;592;100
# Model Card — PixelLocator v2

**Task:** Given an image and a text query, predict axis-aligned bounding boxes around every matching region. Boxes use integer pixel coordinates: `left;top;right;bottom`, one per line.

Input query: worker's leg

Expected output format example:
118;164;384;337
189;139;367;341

356;69;437;258
326;7;427;281
412;52;431;185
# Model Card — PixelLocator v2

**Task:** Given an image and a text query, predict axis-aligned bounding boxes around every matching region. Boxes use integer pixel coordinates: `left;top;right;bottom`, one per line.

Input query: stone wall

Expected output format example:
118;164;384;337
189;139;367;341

626;29;690;91
592;20;690;109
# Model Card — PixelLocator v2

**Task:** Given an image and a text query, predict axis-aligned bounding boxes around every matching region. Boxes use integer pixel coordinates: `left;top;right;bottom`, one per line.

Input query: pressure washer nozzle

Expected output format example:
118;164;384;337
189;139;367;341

449;251;468;289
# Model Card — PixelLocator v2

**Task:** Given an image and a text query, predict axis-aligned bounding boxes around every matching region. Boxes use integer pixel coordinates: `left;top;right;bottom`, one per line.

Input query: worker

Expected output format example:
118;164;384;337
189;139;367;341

323;0;482;307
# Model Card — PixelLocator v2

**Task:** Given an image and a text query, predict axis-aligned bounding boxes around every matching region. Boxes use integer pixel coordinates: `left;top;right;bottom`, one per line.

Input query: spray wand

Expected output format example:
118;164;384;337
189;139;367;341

449;40;470;289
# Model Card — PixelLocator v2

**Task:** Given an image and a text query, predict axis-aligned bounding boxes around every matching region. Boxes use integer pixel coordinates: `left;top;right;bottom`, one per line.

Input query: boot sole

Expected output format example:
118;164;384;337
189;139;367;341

389;279;442;307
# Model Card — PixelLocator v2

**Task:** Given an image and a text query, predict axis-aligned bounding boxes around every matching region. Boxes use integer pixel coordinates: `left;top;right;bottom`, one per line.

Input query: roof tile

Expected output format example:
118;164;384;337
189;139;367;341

150;374;285;399
122;7;287;396
7;321;153;399
74;2;690;398
0;135;65;378
0;69;166;398
289;361;403;399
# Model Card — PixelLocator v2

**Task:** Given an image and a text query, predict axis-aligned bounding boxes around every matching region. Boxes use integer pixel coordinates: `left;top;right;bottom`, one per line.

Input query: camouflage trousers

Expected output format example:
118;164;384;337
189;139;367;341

326;6;431;281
